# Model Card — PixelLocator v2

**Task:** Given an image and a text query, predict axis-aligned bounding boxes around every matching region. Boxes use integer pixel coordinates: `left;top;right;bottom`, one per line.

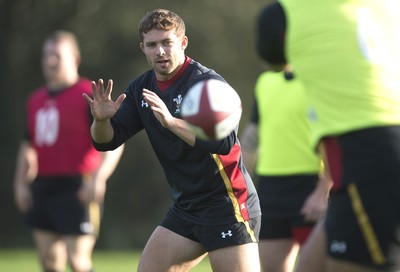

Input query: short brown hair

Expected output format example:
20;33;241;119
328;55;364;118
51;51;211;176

138;9;186;41
45;30;81;60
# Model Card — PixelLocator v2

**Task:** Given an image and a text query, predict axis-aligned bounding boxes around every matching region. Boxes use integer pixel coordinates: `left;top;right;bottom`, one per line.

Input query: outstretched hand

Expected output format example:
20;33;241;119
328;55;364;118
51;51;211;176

142;88;197;146
82;79;126;121
142;88;174;128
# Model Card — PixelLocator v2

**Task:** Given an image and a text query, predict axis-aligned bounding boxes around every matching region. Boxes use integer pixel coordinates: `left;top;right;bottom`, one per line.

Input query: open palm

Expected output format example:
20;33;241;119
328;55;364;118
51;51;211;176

83;79;126;121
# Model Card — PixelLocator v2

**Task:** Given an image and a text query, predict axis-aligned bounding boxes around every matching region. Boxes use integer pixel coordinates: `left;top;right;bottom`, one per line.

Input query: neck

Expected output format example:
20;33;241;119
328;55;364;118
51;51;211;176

47;74;79;91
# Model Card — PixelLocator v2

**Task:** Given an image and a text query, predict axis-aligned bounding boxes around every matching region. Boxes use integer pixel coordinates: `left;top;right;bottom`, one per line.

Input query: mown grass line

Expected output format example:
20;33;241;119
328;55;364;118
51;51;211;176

0;248;212;272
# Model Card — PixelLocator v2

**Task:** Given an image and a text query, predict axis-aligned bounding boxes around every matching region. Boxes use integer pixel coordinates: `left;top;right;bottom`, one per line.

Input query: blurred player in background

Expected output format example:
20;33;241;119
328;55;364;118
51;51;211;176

241;64;331;272
257;1;400;271
83;9;261;272
14;30;124;272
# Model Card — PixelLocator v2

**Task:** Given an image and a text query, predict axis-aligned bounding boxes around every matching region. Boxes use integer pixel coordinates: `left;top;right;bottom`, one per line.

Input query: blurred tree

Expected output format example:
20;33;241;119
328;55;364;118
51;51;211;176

0;0;273;249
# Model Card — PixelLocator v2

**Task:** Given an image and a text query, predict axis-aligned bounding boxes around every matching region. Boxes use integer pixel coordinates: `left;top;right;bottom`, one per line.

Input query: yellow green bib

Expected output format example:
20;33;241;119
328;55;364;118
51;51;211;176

279;0;400;147
255;71;320;175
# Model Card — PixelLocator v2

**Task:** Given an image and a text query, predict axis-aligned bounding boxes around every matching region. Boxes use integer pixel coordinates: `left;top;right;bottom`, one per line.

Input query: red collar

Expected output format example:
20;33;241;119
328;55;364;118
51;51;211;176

157;56;192;92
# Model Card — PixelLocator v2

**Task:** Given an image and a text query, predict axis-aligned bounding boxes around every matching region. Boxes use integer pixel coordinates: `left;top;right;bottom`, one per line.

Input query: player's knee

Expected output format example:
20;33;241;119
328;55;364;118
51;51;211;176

43;256;65;272
68;264;94;272
68;256;93;272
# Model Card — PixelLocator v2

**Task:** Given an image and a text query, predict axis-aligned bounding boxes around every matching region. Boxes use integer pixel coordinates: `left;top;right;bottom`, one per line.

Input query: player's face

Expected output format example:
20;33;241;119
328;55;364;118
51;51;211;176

42;40;78;86
140;28;188;81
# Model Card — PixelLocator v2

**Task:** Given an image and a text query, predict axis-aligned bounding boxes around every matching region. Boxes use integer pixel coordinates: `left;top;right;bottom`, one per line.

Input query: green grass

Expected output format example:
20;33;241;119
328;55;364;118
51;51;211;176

0;248;212;272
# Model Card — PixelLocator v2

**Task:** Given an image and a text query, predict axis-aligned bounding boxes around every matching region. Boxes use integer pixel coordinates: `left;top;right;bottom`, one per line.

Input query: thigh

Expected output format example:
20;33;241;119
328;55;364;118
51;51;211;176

64;234;96;270
193;216;261;251
295;219;327;272
32;229;67;270
138;226;207;272
162;207;260;252
259;238;299;272
327;257;384;272
196;216;261;271
208;243;260;272
64;234;96;257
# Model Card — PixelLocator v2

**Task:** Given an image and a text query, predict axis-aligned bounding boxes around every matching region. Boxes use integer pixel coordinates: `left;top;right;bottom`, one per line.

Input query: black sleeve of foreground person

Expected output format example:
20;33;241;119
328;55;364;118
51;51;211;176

194;129;237;155
92;116;237;155
256;1;287;64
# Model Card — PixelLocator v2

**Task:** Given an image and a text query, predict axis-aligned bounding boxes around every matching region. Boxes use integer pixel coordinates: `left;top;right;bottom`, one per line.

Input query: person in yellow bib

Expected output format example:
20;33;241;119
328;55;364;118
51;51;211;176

241;65;332;272
257;1;400;271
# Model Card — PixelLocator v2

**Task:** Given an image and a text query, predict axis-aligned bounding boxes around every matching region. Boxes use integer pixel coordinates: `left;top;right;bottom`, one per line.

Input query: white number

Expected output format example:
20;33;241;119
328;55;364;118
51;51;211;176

357;7;390;65
35;105;59;146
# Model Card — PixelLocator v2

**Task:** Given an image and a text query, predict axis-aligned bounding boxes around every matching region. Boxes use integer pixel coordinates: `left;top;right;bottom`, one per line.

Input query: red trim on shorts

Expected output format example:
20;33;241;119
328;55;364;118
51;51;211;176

292;226;313;245
323;137;343;191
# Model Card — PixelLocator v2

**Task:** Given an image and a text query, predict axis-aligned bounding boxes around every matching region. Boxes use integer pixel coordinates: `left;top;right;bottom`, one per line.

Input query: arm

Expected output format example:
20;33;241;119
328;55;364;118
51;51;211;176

142;88;196;146
300;166;333;222
82;79;126;144
14;140;37;213
239;97;260;176
163;116;196;146
78;144;125;204
142;88;236;153
239;122;259;177
300;144;333;222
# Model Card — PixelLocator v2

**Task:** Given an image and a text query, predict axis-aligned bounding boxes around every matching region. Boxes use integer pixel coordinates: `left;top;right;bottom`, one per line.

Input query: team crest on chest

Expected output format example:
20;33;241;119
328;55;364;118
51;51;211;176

173;94;183;115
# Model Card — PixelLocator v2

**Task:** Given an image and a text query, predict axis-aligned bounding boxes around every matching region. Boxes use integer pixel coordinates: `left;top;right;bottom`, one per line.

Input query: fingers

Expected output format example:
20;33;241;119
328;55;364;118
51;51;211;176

77;186;92;205
142;88;159;106
82;93;94;104
91;79;114;100
16;197;31;214
301;207;325;222
142;88;152;94
115;93;127;107
77;183;106;204
90;80;99;101
106;79;113;96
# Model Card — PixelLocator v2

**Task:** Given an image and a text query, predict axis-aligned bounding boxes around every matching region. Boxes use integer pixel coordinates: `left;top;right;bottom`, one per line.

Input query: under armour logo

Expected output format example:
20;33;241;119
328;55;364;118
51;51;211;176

221;230;233;238
330;240;347;254
141;100;149;108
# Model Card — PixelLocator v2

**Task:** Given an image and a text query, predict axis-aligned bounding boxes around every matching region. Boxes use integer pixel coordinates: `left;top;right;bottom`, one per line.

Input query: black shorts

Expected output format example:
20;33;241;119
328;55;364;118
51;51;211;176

160;207;260;252
323;126;400;270
26;176;101;236
257;175;318;244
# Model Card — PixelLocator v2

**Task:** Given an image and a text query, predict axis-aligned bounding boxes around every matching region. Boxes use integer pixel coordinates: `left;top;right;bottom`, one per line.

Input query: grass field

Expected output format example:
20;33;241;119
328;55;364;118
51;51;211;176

0;248;212;272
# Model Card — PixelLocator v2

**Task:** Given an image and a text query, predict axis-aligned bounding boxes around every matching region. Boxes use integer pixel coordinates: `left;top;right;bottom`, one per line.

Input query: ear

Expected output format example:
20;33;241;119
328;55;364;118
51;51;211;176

76;56;81;66
181;36;188;50
140;42;145;53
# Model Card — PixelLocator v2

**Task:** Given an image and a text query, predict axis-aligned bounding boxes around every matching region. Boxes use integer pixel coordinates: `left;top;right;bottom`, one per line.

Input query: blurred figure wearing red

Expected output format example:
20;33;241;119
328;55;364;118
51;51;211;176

14;30;124;272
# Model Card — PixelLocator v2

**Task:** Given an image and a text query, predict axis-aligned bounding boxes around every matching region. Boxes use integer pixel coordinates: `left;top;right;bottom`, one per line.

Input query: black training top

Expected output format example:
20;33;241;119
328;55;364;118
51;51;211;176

93;57;261;226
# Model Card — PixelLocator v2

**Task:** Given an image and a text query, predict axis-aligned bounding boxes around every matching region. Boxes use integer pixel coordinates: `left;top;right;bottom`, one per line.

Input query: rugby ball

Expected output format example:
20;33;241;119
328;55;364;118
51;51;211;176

181;79;242;140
